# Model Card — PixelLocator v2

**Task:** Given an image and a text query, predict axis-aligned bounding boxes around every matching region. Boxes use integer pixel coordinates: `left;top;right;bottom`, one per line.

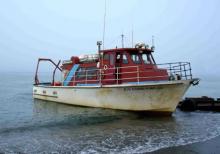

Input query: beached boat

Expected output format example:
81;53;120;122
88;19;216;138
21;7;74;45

33;42;199;114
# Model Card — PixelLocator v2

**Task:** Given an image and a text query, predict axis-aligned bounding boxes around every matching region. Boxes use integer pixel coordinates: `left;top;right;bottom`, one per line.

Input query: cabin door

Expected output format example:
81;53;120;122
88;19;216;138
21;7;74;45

102;52;116;84
115;52;122;84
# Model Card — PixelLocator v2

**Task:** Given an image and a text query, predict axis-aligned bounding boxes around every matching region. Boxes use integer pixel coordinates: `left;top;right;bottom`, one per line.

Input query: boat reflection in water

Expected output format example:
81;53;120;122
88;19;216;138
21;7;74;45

33;99;134;127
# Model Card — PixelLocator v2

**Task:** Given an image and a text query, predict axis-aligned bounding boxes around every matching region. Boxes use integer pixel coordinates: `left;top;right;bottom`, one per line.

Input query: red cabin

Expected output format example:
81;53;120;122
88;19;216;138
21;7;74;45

61;46;169;86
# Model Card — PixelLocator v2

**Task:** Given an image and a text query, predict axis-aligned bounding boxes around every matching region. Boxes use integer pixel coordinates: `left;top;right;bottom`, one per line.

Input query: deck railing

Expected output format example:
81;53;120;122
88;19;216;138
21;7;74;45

157;62;192;80
62;62;193;86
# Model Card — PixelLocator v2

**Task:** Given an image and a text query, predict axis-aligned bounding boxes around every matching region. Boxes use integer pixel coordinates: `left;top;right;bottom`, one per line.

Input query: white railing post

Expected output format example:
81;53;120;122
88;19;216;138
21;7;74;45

99;69;102;85
61;72;63;85
85;70;87;84
116;67;119;84
74;71;76;85
179;62;182;79
137;66;139;84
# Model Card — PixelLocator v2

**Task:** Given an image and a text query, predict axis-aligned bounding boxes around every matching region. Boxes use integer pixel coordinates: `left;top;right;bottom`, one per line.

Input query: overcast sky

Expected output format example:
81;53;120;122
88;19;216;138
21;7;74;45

0;0;220;76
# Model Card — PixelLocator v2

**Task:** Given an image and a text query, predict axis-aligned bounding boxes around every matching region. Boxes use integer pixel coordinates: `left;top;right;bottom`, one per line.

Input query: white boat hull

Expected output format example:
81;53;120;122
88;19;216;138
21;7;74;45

33;80;194;114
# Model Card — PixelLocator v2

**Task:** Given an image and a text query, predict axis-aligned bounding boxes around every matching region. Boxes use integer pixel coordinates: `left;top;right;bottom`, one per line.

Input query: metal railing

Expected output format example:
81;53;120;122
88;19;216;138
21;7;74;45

35;58;61;85
157;62;192;80
62;62;193;86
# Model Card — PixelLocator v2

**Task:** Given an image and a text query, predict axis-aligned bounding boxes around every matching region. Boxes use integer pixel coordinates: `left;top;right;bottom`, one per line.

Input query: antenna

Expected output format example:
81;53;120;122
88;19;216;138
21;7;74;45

121;34;124;48
151;35;155;51
102;0;107;50
131;25;134;48
152;35;154;46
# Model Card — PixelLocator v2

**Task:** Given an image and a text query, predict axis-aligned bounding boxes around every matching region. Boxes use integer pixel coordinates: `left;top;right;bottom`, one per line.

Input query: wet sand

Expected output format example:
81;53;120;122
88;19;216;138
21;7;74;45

150;136;220;154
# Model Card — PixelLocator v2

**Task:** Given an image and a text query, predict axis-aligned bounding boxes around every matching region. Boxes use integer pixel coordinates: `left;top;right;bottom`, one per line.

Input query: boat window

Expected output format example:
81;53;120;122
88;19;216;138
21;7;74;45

131;54;141;64
76;67;86;79
116;53;121;64
86;67;97;79
122;54;128;64
103;54;110;60
142;53;151;64
116;54;121;60
110;54;114;65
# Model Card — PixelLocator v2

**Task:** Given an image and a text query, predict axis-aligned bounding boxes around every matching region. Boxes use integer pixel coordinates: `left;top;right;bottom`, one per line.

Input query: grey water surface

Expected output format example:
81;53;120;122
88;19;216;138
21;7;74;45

0;72;220;153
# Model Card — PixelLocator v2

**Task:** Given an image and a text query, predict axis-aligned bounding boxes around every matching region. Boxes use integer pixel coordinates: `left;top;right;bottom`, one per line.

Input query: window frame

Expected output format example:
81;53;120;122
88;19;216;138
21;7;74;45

103;54;110;61
109;53;114;66
130;53;141;64
122;53;129;64
76;67;86;79
142;53;152;64
86;67;97;79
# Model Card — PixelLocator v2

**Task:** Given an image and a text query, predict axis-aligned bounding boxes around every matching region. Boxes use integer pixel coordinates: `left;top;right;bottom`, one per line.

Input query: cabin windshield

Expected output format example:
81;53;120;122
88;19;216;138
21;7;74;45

131;54;141;64
142;53;154;64
122;54;128;64
129;52;155;65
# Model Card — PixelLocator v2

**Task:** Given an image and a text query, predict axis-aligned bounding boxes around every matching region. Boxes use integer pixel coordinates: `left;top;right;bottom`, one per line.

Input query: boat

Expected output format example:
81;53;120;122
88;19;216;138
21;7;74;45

33;42;199;115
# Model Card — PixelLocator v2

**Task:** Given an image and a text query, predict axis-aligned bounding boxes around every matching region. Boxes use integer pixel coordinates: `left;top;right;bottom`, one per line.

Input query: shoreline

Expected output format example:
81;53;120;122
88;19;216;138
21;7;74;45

149;135;220;154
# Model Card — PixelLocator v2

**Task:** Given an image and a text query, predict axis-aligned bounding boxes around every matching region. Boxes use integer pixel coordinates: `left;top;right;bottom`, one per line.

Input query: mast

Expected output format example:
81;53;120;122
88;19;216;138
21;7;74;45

152;35;155;47
121;34;124;48
131;24;134;48
132;29;134;48
102;0;107;50
151;35;155;51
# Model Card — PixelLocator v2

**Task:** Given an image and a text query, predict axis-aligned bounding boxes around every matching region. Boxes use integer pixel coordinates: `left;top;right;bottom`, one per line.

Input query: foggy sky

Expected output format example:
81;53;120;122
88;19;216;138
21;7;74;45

0;0;220;76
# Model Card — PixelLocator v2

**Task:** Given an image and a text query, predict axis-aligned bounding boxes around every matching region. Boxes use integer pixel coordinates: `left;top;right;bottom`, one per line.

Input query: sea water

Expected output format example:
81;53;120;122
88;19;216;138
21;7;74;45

0;72;220;153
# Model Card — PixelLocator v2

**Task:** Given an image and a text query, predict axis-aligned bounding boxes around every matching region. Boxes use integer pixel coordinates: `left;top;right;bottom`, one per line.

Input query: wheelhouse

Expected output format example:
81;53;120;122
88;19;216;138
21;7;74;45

60;47;169;86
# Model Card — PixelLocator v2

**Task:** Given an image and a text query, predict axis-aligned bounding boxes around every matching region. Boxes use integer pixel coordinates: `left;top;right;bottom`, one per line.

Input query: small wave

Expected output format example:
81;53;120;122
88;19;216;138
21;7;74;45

0;115;121;135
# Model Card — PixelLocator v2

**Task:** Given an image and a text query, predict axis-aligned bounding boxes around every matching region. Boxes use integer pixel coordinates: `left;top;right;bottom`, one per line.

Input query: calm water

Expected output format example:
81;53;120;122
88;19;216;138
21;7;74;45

0;72;220;153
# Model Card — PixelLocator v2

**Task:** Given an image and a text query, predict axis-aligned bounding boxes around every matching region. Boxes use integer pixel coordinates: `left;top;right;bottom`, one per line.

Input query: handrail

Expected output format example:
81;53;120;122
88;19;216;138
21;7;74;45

62;62;193;86
52;60;61;84
35;58;61;85
35;61;193;86
63;75;170;84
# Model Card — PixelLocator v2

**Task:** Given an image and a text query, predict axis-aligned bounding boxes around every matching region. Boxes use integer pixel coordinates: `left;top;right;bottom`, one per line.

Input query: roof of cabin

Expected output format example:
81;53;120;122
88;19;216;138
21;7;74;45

99;48;153;53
